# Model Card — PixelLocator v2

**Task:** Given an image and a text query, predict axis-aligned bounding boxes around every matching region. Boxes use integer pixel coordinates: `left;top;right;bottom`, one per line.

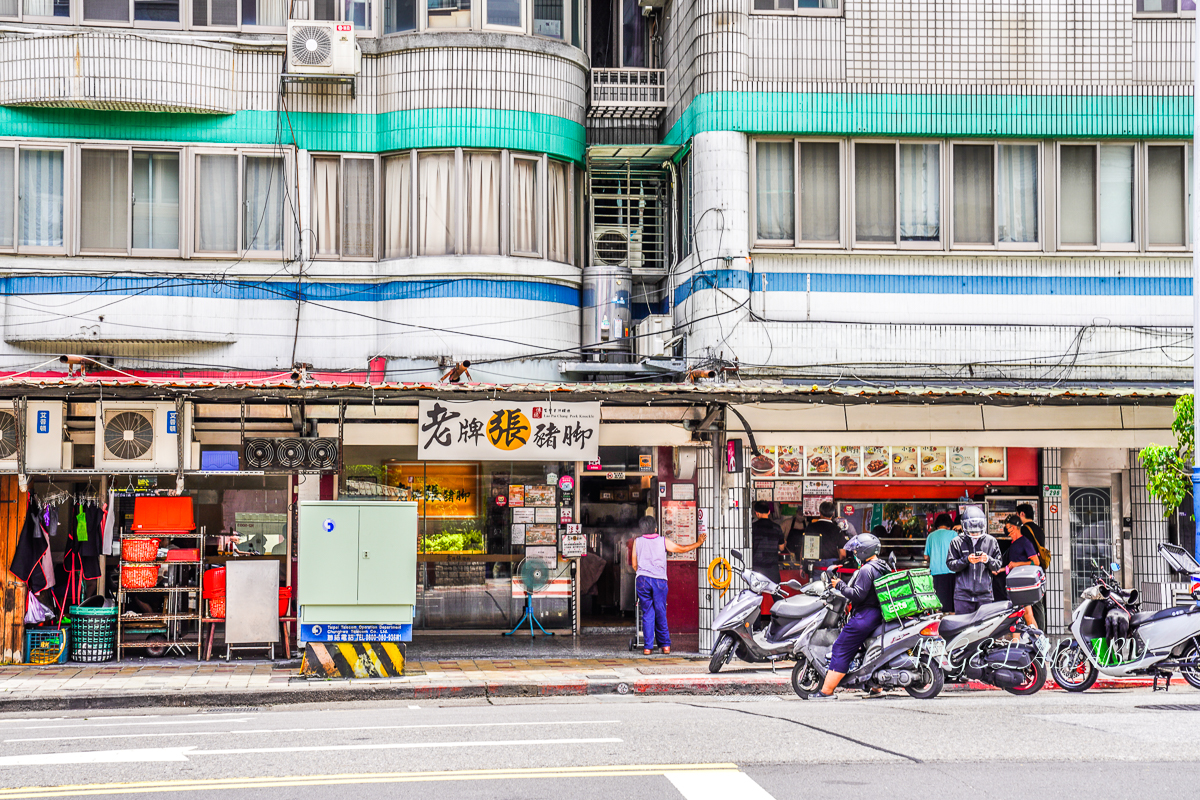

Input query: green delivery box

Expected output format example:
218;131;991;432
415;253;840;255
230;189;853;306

875;568;941;622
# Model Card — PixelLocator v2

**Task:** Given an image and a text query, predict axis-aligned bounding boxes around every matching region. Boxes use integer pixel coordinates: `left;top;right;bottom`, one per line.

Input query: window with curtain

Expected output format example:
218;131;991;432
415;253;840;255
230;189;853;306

244;156;284;252
1060;144;1134;247
1136;0;1196;12
384;0;415;31
548;159;569;263
23;0;70;15
311;156;340;256
898;143;939;242
196;154;237;253
753;0;839;9
1059;145;1095;245
952;144;993;245
0;149;12;248
854;143;894;243
511;157;539;256
134;0;177;21
755;141;794;242
1148;146;1187;247
997;144;1037;244
418;152;454;255
464;152;501;256
193;0;237;25
1099;146;1134;244
800;142;839;242
533;0;562;37
342;158;375;258
344;0;369;26
621;0;645;67
83;0;128;21
19;149;64;249
243;0;285;24
680;154;691;256
487;0;519;25
132;151;179;251
383;154;412;258
80;149;128;252
0;0;19;14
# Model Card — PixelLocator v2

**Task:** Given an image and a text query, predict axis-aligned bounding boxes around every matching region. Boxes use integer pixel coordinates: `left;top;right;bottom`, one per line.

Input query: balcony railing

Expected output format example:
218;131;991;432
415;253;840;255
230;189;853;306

589;68;666;119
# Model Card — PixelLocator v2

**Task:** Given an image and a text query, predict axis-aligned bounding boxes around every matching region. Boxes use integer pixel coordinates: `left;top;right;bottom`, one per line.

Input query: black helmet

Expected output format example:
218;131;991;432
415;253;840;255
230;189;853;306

845;533;881;563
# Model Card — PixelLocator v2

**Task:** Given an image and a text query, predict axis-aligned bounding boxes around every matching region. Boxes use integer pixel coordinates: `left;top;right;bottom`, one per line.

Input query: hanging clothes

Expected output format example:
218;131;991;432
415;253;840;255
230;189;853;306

102;491;117;556
42;504;59;539
64;502;101;589
10;497;51;593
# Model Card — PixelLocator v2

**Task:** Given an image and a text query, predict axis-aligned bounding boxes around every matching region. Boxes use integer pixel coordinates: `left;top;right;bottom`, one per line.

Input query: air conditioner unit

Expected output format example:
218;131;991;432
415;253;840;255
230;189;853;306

243;438;339;471
634;314;674;358
25;401;66;472
287;20;361;76
593;225;644;270
94;402;185;472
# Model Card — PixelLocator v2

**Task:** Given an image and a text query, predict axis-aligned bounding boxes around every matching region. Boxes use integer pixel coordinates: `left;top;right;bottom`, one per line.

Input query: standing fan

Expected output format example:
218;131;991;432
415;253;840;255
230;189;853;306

504;557;555;637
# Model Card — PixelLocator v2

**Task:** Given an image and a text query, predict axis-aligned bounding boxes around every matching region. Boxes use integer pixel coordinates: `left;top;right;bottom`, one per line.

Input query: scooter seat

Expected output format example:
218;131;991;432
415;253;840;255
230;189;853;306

939;601;1011;639
1132;606;1198;628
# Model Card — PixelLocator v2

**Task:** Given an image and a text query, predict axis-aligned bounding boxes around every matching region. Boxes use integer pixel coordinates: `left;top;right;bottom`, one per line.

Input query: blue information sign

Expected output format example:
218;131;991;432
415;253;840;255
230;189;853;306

166;410;177;434
300;623;412;643
36;410;49;434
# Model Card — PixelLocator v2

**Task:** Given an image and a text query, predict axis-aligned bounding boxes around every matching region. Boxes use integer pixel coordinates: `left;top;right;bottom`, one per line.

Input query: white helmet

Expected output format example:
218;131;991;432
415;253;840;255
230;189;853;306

961;505;987;535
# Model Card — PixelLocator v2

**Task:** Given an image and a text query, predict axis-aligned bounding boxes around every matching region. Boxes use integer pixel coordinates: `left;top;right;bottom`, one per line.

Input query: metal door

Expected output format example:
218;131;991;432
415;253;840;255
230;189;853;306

358;504;418;606
1068;487;1112;601
297;503;360;607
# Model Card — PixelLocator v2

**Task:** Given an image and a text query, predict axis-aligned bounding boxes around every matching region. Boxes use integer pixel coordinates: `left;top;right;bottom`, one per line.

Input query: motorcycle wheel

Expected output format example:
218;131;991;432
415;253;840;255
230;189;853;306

903;662;944;700
708;633;736;674
1003;658;1047;696
1051;643;1098;692
791;657;822;697
1176;641;1200;690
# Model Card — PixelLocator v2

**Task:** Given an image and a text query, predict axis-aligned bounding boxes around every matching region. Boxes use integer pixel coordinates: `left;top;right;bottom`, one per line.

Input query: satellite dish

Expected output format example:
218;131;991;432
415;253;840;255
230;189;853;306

504;557;555;638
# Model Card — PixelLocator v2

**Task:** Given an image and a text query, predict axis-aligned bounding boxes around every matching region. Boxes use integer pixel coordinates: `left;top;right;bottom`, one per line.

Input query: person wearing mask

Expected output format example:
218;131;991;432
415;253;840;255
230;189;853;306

1003;514;1041;630
806;501;847;573
1016;503;1047;630
806;533;892;700
945;505;1003;614
751;501;786;584
923;513;958;612
630;516;706;655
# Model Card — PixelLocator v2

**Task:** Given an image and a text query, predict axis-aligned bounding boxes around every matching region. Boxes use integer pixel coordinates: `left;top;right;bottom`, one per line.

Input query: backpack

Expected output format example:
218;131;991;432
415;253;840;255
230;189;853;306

1025;523;1052;569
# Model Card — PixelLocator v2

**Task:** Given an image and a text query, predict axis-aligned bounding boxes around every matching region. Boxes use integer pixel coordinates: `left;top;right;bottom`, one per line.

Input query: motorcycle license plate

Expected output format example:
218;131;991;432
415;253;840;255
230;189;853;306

922;638;947;663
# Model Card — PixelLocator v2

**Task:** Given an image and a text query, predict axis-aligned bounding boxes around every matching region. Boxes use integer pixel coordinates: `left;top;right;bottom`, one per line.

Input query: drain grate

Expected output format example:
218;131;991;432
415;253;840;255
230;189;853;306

197;706;262;714
1135;703;1200;711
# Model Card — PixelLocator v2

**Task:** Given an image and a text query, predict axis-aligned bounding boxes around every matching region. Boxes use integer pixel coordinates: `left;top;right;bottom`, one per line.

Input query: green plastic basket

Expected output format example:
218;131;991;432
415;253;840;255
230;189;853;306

876;568;942;622
68;605;118;663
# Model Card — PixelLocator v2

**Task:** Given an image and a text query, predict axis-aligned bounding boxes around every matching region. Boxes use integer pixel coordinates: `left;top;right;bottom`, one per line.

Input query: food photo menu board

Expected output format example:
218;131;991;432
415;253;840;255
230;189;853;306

737;445;1007;481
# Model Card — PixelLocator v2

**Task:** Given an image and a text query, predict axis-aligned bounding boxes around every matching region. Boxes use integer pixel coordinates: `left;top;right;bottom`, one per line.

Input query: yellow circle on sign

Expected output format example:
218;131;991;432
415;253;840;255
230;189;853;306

486;409;531;451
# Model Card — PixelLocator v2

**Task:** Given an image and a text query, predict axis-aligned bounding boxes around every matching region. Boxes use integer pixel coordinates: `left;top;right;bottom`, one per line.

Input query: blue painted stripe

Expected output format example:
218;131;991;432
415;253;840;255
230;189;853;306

1;276;580;306
674;270;1191;306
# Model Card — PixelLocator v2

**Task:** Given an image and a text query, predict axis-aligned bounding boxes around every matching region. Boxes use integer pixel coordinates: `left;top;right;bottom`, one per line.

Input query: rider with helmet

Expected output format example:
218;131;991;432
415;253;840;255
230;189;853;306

806;532;892;700
945;505;1003;614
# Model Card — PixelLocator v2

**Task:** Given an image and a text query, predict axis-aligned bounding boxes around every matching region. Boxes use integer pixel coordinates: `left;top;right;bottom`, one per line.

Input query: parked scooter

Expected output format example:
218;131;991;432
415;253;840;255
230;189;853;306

1051;543;1200;692
790;569;946;699
938;565;1051;695
708;549;825;673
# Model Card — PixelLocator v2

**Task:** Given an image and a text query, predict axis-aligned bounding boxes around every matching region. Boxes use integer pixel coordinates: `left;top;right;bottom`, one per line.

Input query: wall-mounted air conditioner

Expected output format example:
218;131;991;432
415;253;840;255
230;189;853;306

593;225;644;270
94;402;188;472
287;20;361;76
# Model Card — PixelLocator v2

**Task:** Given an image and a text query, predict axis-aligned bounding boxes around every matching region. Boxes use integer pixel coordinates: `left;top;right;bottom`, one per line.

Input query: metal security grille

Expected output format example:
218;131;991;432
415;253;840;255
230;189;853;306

1069;487;1113;602
696;443;717;654
1041;448;1066;635
588;159;668;276
1130;450;1172;606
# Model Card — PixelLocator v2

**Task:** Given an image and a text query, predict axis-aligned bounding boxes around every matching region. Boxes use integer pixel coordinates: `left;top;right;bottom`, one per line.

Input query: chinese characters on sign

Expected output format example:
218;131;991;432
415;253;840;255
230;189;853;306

418;401;600;461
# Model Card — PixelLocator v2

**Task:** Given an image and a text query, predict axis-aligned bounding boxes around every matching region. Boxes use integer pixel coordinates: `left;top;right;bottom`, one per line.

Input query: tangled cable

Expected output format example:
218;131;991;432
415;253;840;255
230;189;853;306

707;556;732;599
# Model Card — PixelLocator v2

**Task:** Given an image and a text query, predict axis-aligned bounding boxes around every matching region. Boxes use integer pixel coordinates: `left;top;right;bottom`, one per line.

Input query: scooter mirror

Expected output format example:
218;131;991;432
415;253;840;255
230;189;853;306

730;549;743;562
783;579;803;590
1110;562;1121;572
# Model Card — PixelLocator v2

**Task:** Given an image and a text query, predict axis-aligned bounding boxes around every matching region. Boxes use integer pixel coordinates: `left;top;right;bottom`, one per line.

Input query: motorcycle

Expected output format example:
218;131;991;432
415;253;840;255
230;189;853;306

939;606;1050;695
790;568;946;699
1051;543;1200;692
708;549;825;673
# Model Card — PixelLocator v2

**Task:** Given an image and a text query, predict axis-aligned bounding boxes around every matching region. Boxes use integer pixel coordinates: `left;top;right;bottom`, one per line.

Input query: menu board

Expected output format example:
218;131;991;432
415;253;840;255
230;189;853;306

525;485;556;507
750;445;776;478
777;445;803;477
661;501;697;561
508;485;525;507
802;480;833;516
920;447;947;478
774;482;803;502
512;508;535;524
948;446;977;479
525;524;557;546
534;507;557;524
808;446;833;476
863;446;890;478
836;446;862;477
891;447;920;478
978;448;1006;479
525;545;558;565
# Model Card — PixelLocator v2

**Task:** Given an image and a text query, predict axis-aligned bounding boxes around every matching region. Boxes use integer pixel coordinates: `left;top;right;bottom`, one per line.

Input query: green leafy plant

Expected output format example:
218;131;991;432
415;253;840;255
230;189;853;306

1138;394;1194;518
422;519;485;553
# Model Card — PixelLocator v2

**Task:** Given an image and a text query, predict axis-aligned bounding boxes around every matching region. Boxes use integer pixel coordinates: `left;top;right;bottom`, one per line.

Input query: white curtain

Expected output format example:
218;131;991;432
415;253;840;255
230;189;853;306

548;160;569;263
854;143;895;242
997;144;1037;244
311;156;340;256
1059;145;1095;245
464;151;500;255
19;149;64;248
1099;145;1134;244
800;142;839;241
342;158;374;257
83;0;128;20
196;154;237;252
132;152;179;250
418;152;454;255
383;155;411;258
511;158;538;255
244;156;284;252
0;149;12;248
80;149;128;251
952;144;993;245
257;0;284;24
0;0;18;15
898;143;939;241
1148;146;1186;246
755;141;794;241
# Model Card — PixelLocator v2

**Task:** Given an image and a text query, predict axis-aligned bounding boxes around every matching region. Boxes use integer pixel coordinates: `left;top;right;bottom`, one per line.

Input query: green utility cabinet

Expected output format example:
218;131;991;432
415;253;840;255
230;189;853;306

297;501;418;643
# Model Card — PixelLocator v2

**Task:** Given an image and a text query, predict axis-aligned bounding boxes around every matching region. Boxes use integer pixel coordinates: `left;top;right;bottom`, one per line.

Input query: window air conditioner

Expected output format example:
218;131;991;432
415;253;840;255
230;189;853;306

287;20;361;76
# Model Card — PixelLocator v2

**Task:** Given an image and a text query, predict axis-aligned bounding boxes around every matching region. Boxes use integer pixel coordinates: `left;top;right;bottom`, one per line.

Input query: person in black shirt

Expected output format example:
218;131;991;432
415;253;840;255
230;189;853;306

751;500;785;583
805;501;846;571
1004;514;1042;630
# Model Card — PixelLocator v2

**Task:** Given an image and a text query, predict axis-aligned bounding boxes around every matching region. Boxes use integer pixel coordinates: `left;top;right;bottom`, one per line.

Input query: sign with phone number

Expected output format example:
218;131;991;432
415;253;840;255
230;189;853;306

300;623;412;643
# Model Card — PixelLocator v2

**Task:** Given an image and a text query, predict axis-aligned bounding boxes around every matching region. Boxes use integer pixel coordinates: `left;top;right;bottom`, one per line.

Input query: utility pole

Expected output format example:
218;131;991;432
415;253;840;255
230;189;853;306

1194;14;1199;559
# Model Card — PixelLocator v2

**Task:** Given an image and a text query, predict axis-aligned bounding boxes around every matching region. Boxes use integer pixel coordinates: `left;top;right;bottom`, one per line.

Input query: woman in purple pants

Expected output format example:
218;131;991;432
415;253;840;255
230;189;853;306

630;516;706;655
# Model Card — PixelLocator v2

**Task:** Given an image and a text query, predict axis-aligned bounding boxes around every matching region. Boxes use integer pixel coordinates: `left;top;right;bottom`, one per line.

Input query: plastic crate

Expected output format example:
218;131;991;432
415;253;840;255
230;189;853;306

68;605;118;662
25;628;69;665
876;568;942;622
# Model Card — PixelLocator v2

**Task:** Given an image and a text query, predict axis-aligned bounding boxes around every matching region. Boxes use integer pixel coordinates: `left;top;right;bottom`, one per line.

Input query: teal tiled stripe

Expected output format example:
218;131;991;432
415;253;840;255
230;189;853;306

664;91;1194;145
0;107;586;162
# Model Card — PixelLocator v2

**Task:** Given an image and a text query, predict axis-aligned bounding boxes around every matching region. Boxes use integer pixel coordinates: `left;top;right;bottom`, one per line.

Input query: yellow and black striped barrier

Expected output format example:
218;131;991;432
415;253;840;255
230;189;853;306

300;641;406;678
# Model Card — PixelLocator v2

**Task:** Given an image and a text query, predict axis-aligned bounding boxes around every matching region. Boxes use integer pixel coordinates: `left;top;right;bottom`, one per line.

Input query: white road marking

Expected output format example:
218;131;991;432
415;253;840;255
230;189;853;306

667;770;778;800
7;718;622;743
408;705;420;709
0;738;623;767
8;717;251;731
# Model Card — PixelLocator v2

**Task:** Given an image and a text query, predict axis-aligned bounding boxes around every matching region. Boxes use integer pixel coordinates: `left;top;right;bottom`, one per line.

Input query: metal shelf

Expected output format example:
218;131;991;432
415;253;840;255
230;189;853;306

117;587;199;593
124;533;202;539
117;614;199;622
119;641;199;648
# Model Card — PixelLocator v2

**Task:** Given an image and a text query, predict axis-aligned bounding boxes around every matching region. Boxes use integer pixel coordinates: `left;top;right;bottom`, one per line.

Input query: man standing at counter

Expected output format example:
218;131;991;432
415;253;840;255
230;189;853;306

751;501;786;584
806;501;847;573
923;513;957;612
